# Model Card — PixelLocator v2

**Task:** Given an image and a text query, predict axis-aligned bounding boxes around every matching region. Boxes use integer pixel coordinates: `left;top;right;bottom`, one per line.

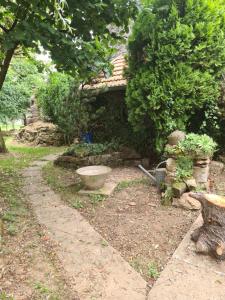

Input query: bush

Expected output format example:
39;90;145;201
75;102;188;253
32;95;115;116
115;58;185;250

37;72;90;144
63;142;120;157
178;133;217;158
126;0;225;153
165;133;217;158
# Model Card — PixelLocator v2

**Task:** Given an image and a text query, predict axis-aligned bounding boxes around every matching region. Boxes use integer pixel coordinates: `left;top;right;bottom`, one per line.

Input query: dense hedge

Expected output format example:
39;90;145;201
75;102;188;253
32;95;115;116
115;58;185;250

126;0;225;153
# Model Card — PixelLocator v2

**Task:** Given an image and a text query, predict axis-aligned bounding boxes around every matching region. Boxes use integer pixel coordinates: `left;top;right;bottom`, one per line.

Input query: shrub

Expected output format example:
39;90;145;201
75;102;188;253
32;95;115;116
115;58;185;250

178;133;217;158
37;72;90;144
165;133;217;157
126;0;225;153
63;142;120;157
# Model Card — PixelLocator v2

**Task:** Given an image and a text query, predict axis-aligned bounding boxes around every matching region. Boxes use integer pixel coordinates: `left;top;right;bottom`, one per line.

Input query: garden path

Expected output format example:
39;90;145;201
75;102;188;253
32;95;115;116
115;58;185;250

148;215;225;300
22;154;147;300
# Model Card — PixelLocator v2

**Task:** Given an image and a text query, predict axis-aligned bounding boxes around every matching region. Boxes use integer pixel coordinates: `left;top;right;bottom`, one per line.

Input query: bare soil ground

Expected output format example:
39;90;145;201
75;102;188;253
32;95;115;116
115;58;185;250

43;164;200;286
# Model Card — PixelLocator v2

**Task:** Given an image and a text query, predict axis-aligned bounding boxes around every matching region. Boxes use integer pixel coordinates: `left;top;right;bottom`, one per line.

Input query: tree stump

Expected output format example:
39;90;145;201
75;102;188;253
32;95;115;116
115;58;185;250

190;192;225;259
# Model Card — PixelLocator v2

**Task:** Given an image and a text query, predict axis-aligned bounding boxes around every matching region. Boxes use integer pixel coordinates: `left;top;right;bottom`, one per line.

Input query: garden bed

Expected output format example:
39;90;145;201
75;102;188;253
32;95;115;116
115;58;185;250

54;143;149;169
43;163;200;285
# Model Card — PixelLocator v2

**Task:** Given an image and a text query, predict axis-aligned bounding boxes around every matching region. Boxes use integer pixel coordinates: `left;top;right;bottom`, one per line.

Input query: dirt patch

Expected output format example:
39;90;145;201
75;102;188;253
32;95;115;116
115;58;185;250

43;164;199;285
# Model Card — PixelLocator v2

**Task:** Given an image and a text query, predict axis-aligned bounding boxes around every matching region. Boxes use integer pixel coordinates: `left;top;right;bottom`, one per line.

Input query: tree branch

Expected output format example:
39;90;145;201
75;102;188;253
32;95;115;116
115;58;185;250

0;43;19;90
0;24;9;33
8;18;18;32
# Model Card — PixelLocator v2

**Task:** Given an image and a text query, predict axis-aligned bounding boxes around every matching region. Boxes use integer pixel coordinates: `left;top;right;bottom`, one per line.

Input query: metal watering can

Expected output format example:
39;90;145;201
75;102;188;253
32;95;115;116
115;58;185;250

138;161;167;189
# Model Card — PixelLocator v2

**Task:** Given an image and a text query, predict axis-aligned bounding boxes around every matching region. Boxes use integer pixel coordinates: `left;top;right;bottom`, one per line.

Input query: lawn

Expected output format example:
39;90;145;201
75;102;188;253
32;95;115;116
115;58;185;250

0;137;66;171
0;123;22;131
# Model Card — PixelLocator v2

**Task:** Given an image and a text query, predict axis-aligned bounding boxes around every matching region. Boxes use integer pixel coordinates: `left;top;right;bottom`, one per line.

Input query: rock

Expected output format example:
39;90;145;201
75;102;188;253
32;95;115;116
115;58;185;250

193;165;209;184
166;158;177;173
129;202;136;206
119;146;141;159
16;121;64;146
167;130;186;146
210;161;224;176
173;193;201;210
198;180;211;192
172;182;187;197
195;158;210;166
164;171;176;185
184;177;197;190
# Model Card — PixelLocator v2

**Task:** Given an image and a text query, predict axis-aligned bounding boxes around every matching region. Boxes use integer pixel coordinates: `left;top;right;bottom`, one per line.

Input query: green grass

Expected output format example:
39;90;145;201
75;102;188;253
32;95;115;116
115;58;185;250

34;282;60;300
0;123;22;131
0;137;66;172
89;194;106;205
116;178;150;192
72;198;84;209
147;262;160;279
0;291;14;300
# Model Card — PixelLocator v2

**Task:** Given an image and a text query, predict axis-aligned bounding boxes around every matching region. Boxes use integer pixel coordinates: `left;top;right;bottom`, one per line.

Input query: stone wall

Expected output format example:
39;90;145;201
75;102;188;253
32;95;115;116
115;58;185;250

54;152;149;169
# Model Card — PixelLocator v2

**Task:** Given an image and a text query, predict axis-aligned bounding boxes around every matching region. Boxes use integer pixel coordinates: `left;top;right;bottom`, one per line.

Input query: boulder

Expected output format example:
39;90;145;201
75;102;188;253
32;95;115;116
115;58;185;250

167;130;186;146
166;158;177;173
173;192;201;210
184;177;197;190
16;121;64;146
210;161;224;176
193;165;209;184
172;182;186;197
164;171;176;185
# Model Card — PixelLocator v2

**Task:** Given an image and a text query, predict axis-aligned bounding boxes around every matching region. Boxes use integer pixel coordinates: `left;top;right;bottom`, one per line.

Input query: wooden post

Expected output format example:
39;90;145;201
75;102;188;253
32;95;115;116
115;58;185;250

190;192;225;259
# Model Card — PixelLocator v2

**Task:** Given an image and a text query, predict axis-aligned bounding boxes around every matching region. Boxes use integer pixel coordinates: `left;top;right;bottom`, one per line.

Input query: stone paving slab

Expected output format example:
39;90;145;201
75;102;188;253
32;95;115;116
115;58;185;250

31;160;50;167
22;169;42;177
22;183;51;195
148;259;225;300
23;164;147;300
38;154;59;161
148;215;225;300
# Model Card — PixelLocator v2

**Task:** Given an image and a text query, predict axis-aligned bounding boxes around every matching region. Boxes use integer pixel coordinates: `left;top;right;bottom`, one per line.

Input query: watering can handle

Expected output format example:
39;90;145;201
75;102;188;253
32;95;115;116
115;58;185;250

155;160;167;170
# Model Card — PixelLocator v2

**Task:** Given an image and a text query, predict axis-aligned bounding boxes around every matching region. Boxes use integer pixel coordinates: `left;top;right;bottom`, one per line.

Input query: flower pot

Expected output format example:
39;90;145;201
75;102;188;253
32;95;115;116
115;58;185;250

76;165;112;190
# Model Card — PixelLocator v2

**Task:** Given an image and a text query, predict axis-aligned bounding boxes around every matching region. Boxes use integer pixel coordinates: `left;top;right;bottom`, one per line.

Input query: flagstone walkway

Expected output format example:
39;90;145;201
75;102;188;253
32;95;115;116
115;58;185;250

148;215;225;300
22;154;147;300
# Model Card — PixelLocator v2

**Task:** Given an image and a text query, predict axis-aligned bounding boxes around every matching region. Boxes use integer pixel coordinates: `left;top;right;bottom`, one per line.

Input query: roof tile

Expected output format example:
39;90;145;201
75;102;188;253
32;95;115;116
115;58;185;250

83;54;127;90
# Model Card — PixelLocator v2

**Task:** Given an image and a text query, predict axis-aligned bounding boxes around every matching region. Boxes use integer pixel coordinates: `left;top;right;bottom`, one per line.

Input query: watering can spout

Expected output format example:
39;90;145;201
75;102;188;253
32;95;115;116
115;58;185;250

138;164;156;183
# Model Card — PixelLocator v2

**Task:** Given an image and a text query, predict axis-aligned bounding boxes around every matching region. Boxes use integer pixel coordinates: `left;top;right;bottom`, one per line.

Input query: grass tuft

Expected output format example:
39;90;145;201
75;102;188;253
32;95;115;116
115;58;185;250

116;178;149;192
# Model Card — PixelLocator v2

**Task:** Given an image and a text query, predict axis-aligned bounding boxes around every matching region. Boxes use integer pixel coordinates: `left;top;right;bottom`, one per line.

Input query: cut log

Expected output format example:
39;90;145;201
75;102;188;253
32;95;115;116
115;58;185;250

190;192;225;259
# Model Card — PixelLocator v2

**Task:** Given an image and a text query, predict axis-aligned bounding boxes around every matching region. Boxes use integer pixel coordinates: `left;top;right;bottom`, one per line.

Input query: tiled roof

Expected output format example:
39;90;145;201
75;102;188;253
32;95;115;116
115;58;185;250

83;54;127;91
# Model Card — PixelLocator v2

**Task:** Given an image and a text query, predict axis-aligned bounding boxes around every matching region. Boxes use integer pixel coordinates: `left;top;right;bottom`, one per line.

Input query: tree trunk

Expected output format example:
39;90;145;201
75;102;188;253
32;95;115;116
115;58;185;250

190;192;225;259
0;43;18;90
0;128;7;153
